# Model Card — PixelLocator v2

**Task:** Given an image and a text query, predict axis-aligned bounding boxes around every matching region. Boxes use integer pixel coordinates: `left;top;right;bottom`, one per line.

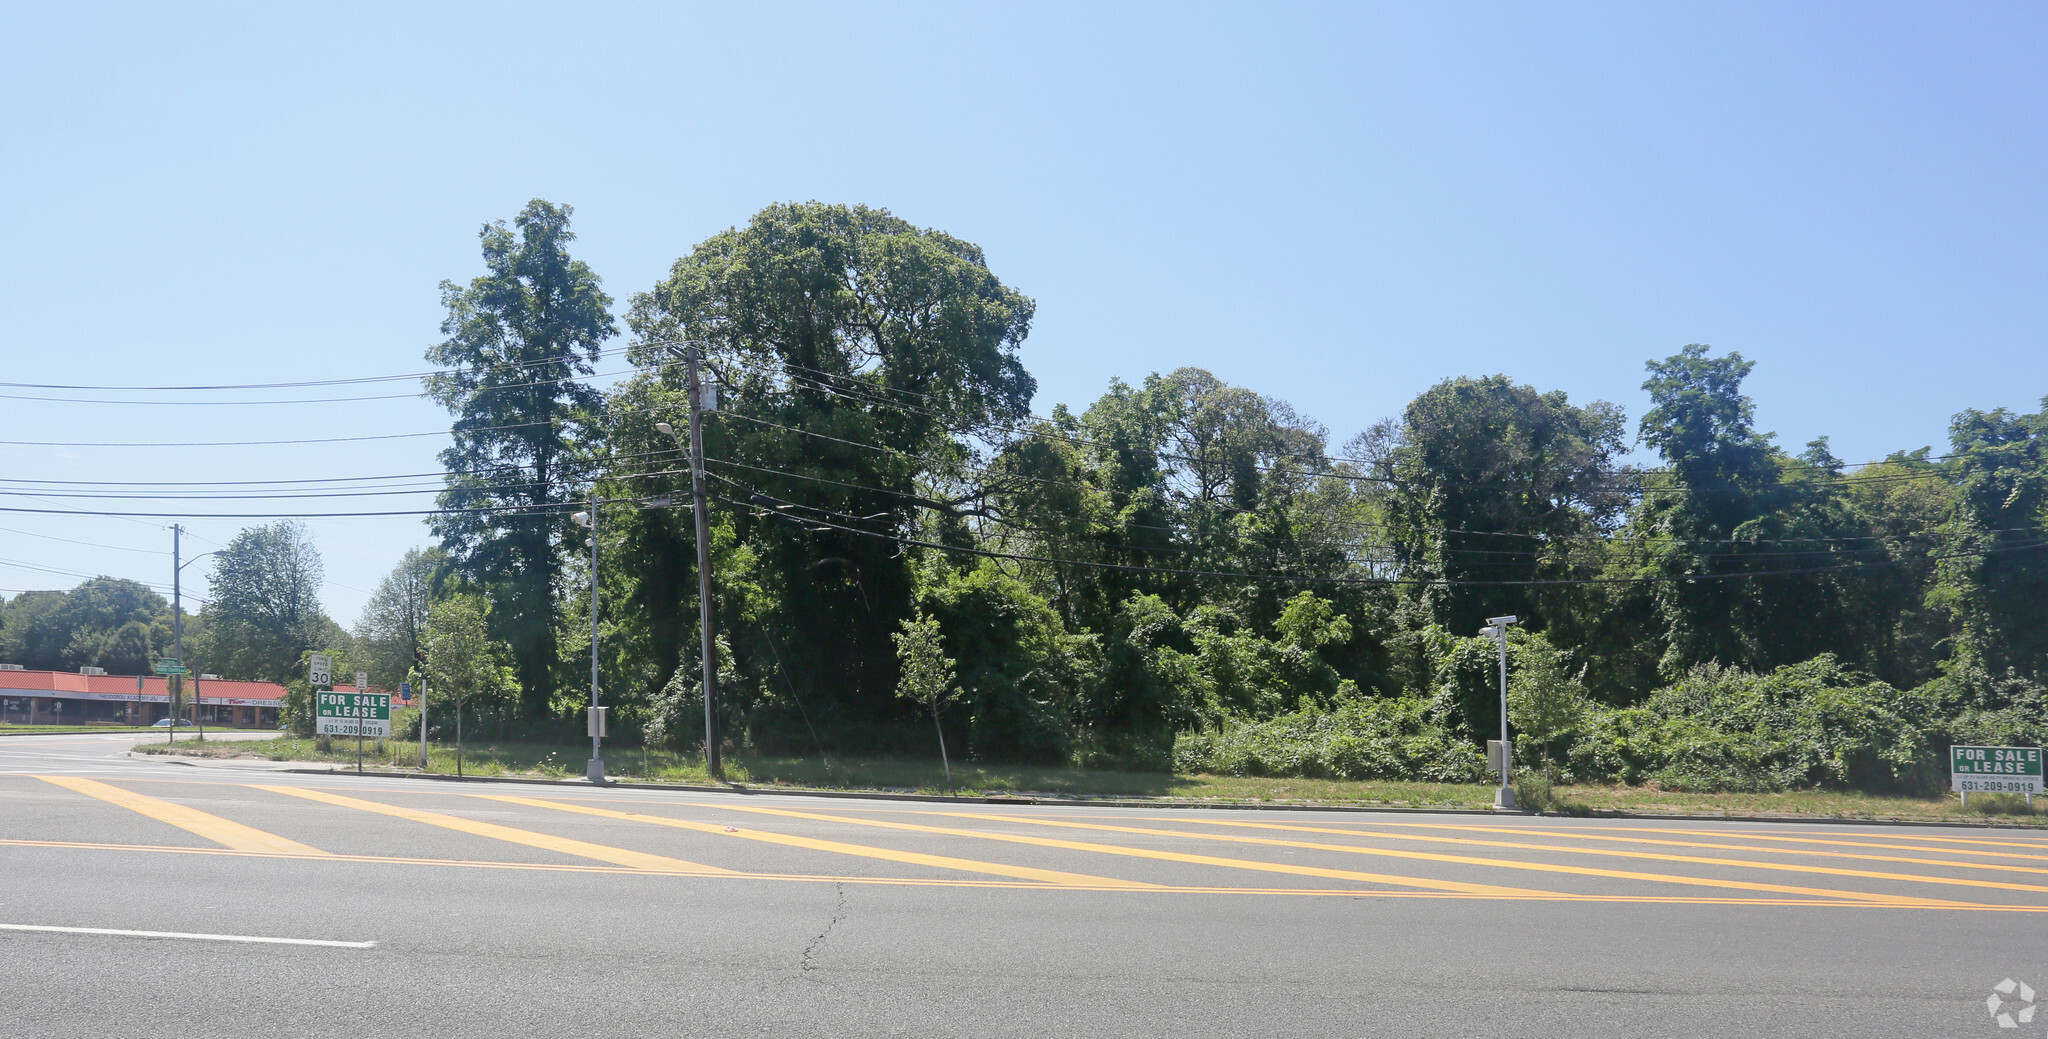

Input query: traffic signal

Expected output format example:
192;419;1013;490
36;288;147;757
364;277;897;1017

414;646;428;670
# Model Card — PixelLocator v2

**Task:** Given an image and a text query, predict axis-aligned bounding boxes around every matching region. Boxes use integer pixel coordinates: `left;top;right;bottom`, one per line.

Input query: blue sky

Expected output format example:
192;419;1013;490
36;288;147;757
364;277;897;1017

1;1;2043;630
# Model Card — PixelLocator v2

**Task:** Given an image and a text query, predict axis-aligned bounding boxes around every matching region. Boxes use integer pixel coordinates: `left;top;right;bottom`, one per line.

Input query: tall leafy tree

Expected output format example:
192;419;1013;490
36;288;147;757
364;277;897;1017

1378;374;1628;630
428;199;616;721
1940;400;2048;680
1629;345;1877;676
204;522;326;682
621;202;1035;731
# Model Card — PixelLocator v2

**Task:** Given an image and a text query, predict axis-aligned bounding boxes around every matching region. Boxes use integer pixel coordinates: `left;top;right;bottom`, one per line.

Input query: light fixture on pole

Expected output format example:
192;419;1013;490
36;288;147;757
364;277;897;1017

572;504;606;784
1479;615;1520;809
169;526;220;742
660;340;722;780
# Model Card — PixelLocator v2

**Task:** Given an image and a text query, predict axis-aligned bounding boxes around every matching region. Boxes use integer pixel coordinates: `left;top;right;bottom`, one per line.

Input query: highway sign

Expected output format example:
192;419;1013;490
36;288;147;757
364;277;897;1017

153;659;188;675
399;681;412;703
309;653;334;688
315;691;391;738
1951;745;2043;795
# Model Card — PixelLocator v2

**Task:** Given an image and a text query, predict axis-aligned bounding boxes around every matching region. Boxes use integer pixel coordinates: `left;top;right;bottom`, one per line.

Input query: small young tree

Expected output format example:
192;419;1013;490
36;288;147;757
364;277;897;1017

425;594;512;776
894;611;960;786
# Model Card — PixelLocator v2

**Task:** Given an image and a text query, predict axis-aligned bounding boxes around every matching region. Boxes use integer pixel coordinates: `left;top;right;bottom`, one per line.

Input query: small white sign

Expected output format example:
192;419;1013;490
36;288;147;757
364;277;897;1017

354;671;368;692
308;653;333;688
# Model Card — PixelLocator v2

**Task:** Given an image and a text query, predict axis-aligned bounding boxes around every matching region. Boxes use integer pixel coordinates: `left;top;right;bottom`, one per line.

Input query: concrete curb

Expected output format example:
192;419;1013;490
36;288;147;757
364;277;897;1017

269;765;1518;816
131;753;2048;828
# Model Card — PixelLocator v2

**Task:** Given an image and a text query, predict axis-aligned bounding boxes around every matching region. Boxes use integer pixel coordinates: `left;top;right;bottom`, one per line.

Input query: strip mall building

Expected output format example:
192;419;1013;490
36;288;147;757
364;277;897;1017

0;668;286;727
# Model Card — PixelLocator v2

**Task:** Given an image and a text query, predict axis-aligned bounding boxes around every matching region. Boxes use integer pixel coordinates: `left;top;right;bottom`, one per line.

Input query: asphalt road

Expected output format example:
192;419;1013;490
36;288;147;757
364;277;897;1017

1;733;2043;1038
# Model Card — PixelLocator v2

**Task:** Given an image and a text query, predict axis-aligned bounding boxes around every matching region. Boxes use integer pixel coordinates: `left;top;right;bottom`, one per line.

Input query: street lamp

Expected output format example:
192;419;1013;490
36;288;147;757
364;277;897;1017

572;504;606;784
169;527;219;742
1479;615;1519;809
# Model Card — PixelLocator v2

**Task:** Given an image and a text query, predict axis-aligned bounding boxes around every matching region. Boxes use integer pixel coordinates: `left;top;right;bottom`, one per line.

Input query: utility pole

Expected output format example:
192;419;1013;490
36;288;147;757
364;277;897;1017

572;500;605;784
1480;615;1520;809
415;640;429;770
171;525;184;743
664;342;722;779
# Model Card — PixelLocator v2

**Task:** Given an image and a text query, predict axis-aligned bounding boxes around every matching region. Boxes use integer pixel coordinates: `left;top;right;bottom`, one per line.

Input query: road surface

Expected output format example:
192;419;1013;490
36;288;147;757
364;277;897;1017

0;732;2040;1037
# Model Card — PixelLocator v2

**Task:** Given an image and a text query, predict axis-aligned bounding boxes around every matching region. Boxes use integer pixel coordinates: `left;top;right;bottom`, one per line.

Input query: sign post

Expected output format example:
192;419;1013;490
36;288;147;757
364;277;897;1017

316;691;391;774
1950;746;2043;807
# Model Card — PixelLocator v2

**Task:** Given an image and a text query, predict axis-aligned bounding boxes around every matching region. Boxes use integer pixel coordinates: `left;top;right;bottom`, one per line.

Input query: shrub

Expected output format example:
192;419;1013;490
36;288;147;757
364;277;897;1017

1560;656;1942;793
1173;695;1486;783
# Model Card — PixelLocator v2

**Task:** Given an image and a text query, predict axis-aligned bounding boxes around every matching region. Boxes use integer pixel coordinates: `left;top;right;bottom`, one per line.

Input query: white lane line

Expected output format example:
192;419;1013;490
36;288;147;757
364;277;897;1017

0;923;375;948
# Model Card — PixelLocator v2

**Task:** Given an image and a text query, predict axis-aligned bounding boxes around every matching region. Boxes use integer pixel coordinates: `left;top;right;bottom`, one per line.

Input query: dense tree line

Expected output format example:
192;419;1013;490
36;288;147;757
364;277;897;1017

399;198;2046;792
8;200;2044;793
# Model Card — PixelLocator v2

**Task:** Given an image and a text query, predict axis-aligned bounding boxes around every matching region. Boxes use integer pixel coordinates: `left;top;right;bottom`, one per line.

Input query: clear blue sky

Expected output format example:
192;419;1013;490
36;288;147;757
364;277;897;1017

2;1;2043;631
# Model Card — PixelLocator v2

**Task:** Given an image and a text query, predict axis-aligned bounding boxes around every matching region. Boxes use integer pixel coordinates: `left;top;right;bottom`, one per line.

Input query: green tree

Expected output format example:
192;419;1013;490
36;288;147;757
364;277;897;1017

352;547;448;693
428;199;616;722
894;609;960;784
622;202;1036;732
1940;400;2048;680
0;579;168;673
1632;345;1795;674
425;594;514;770
203;522;327;682
94;620;156;676
1379;374;1627;631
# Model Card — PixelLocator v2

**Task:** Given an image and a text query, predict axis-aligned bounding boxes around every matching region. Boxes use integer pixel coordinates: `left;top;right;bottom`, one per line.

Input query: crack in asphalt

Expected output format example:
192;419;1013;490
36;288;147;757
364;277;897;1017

799;881;847;975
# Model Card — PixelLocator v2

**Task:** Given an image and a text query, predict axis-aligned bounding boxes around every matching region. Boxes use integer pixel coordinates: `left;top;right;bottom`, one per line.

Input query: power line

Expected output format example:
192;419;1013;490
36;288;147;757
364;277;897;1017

717;351;1972;493
0;526;168;555
0;419;556;449
0;499;586;520
0;446;686;489
695;489;2048;589
0;344;650;392
0;365;661;407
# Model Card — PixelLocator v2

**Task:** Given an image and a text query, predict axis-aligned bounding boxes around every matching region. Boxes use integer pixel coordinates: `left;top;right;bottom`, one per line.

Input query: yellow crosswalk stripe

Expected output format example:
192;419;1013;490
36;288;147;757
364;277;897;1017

1543;825;2048;862
480;794;1153;888
19;835;2041;908
255;785;734;874
1126;816;2048;899
36;775;325;855
1273;819;2048;878
927;811;1969;907
1776;830;2048;851
653;800;1567;898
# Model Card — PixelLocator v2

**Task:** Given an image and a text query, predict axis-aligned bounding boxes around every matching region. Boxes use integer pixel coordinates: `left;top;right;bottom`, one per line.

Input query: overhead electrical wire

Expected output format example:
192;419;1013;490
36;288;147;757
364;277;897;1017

721;352;1967;493
697;488;2048;589
0;343;652;392
0;365;664;407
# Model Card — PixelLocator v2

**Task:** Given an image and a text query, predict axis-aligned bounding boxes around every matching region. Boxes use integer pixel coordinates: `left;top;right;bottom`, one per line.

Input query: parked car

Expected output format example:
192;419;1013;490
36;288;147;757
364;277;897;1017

149;718;195;728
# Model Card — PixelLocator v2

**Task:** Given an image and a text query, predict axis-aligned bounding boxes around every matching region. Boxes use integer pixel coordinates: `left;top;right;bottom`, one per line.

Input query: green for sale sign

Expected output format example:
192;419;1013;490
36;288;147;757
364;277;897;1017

1950;745;2043;795
315;691;391;738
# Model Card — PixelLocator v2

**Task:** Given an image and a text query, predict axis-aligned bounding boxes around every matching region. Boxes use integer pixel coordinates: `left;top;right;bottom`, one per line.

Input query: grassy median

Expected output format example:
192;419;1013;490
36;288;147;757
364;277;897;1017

127;735;2048;824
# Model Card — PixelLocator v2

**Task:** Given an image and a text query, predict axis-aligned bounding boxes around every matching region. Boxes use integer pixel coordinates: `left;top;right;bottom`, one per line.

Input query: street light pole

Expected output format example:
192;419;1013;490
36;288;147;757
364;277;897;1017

170;531;220;742
171;525;183;744
1481;615;1520;809
661;341;721;780
573;502;604;784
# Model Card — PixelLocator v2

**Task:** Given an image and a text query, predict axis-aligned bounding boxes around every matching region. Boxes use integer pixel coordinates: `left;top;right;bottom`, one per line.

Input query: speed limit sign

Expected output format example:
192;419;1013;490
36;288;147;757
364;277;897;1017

309;653;334;688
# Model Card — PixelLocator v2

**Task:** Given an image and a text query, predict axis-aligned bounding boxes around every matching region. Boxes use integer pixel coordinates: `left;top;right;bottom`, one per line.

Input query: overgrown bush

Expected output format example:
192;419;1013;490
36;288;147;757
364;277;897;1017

1561;656;1942;792
1173;695;1486;782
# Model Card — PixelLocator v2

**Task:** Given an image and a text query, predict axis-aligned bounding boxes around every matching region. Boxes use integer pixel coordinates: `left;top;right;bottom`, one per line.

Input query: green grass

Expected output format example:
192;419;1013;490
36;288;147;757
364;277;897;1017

1549;782;2046;823
129;736;2048;824
0;723;170;734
